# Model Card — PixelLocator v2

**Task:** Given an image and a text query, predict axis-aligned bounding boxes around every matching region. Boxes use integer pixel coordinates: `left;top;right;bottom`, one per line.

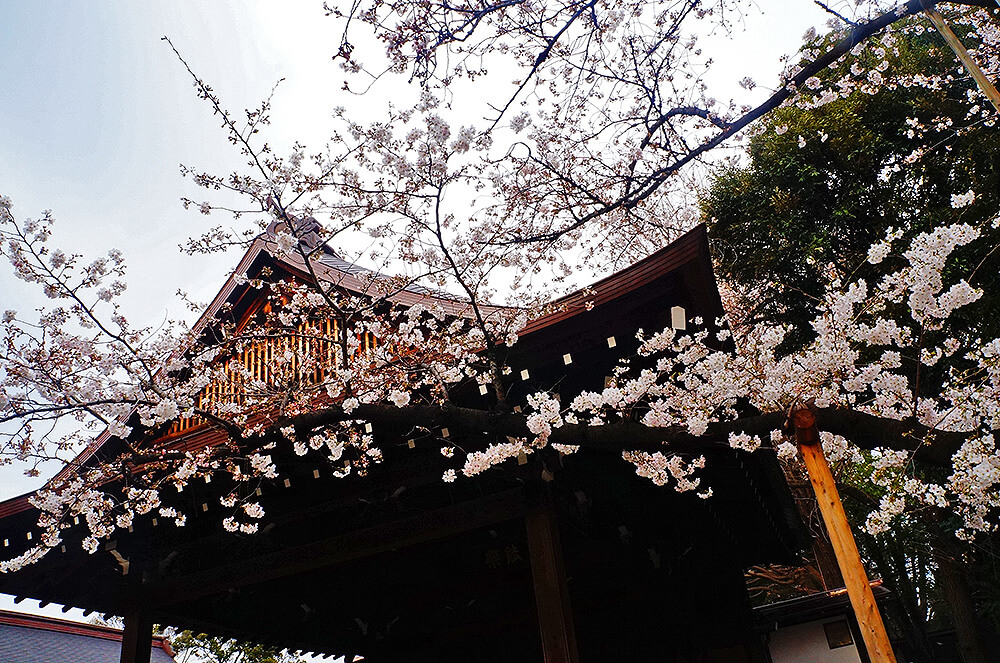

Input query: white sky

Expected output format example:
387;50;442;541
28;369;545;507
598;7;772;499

0;0;829;629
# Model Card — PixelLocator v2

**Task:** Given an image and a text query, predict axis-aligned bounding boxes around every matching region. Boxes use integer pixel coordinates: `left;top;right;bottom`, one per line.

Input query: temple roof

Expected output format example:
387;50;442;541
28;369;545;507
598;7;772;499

0;609;174;662
0;224;809;661
3;223;717;506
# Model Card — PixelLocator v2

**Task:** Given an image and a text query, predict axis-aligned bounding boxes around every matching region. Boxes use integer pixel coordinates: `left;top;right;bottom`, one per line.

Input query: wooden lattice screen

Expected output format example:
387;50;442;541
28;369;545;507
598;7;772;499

165;318;349;437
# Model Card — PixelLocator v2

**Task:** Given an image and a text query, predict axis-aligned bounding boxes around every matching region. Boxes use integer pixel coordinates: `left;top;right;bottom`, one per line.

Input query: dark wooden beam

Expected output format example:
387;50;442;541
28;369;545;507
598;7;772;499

120;605;154;663
145;488;528;607
526;491;579;663
0;545;124;617
143;448;456;570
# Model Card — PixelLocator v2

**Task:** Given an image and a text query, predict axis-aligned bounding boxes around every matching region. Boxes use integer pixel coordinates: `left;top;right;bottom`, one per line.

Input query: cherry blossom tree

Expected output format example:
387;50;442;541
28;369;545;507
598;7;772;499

701;14;1000;658
705;14;1000;350
2;8;1000;661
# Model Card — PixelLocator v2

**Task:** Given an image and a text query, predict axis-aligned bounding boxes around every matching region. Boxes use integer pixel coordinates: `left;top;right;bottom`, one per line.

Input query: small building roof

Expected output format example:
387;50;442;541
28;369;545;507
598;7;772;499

0;609;175;663
752;581;890;630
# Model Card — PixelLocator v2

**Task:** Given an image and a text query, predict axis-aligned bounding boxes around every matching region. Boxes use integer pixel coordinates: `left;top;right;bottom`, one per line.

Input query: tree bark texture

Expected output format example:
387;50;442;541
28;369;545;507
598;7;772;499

935;549;989;663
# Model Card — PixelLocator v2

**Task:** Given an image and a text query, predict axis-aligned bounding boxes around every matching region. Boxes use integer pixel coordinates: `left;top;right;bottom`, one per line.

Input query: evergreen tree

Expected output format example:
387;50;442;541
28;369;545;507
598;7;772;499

703;12;1000;354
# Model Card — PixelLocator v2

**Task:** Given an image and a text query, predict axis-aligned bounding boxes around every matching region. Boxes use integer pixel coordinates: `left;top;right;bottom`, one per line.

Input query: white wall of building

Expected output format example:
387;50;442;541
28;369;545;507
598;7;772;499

767;619;863;663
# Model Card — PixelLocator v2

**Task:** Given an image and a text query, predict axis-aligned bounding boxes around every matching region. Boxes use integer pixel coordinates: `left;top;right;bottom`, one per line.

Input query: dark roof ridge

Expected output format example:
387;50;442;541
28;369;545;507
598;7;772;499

519;224;710;336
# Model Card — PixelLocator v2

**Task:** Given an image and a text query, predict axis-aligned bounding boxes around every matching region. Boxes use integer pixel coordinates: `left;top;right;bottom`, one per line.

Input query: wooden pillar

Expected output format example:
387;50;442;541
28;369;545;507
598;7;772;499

793;408;897;663
120;605;154;663
924;6;1000;114
525;491;579;663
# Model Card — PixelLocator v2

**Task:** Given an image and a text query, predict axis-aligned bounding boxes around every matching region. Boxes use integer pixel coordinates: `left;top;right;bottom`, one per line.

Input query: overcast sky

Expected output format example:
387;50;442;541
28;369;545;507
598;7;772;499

0;0;829;625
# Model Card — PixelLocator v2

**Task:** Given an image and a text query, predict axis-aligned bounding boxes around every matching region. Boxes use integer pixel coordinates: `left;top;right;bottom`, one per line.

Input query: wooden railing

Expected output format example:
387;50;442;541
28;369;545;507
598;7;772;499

165;317;347;437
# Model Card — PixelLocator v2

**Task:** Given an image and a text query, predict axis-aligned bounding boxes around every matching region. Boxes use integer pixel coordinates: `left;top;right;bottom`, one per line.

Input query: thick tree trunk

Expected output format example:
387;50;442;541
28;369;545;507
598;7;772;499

935;550;988;663
863;534;935;663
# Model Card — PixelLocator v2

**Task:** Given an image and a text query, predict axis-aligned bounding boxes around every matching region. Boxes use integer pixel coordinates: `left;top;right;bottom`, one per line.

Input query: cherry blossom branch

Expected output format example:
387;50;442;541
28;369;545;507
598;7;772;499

500;0;998;244
251;402;969;468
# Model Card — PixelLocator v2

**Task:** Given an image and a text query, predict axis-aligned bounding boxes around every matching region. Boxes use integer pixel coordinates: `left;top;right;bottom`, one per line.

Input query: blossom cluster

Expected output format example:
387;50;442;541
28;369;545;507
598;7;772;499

621;450;706;494
4;0;1000;571
505;222;1000;539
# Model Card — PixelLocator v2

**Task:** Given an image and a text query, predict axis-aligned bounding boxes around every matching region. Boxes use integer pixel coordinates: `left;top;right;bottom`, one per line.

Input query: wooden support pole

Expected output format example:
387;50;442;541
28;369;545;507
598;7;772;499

525;491;579;663
924;6;1000;113
120;605;154;663
793;408;898;663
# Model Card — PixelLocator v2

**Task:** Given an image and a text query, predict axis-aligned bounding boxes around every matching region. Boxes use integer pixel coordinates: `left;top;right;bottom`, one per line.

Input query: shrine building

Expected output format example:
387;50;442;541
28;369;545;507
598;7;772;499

0;225;809;662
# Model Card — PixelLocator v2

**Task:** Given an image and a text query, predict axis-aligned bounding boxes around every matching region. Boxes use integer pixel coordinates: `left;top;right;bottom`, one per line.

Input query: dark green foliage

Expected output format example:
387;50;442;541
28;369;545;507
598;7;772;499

702;14;1000;355
83;618;307;663
169;630;307;663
